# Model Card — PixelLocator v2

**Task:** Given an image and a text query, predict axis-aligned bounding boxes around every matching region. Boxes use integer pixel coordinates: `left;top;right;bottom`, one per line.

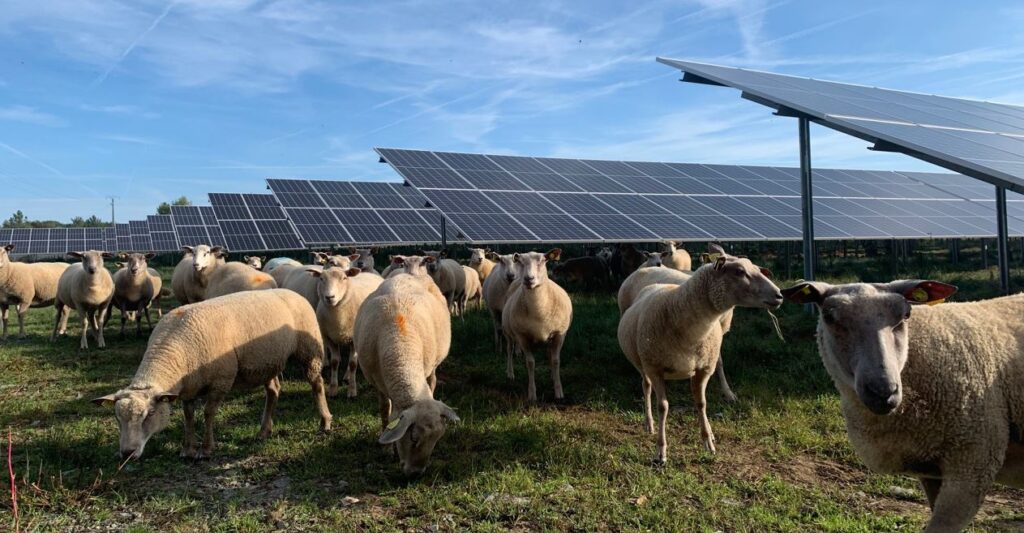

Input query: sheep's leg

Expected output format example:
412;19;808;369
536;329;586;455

920;478;941;509
715;357;738;403
1;303;8;340
505;332;516;380
17;301;30;338
199;396;223;458
50;302;66;342
119;302;128;338
78;308;91;350
377;391;392;430
92;308;106;348
57;301;70;336
651;375;670;465
304;366;332;433
924;477;992;533
180;400;199;459
142;305;152;334
642;374;655;434
524;347;537;402
327;343;341;398
258;376;280;440
690;368;716;454
345;345;359;399
548;334;565;400
135;304;144;337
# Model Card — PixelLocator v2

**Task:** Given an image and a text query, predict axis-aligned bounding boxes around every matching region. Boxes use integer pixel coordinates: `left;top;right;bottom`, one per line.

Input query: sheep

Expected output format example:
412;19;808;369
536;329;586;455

52;250;116;350
781;280;1023;532
501;249;572;402
482;253;517;358
92;289;332;460
107;252;162;337
262;257;302;273
280;253;357;308
350;247;382;276
617;254;782;465
551;256;609;291
468;248;495;282
381;255;404;278
459;265;482;313
308;266;384;398
617;264;739;403
640;251;670;268
0;244;70;340
171;246;225;304
191;247;277;300
244;255;266;270
617;244;644;279
661;241;692;271
420;250;465;315
595;246;613;266
353;270;459;476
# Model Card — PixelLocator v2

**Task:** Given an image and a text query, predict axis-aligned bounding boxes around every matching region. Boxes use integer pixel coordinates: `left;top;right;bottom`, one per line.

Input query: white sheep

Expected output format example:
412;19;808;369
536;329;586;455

482;253;516;359
182;245;276;300
280;253;357;308
502;249;572;402
468;248;495;282
171;246;225;304
0;244;69;339
420;250;465;315
350;247;382;276
244;255;266;270
262;257;302;273
459;265;482;313
92;289;332;460
618;255;782;464
641;251;670;268
108;252;162;337
353;267;459;476
52;250;116;350
308;266;384;398
781;279;1023;532
660;241;692;271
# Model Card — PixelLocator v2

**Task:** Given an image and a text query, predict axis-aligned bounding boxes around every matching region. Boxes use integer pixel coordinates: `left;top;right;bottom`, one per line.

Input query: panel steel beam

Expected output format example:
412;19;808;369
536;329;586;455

996;186;1011;294
798;117;815;284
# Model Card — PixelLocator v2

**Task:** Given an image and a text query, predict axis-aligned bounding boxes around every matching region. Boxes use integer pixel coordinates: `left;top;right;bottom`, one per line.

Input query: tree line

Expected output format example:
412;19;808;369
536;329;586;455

3;197;192;228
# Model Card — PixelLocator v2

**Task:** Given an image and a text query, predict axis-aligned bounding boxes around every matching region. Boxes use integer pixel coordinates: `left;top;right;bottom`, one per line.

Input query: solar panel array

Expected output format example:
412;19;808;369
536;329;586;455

147;215;180;251
208;193;304;251
0;227;108;256
377;148;1024;243
265;179;462;246
657;58;1024;194
170;206;226;248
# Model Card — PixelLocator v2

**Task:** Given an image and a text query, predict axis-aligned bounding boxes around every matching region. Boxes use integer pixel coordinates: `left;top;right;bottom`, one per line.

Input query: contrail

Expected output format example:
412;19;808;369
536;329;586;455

93;1;176;87
0;141;101;196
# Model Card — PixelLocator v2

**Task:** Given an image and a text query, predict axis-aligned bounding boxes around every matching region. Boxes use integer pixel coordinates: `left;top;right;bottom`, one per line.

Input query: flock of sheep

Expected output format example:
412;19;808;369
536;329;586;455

1;239;1021;531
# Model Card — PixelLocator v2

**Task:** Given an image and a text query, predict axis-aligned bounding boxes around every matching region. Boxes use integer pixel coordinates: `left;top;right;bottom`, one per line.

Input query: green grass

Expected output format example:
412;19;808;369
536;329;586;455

2;263;1022;531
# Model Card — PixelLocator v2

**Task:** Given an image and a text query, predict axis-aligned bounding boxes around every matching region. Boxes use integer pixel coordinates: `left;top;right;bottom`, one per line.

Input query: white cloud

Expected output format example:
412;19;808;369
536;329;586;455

0;105;66;127
96;134;161;145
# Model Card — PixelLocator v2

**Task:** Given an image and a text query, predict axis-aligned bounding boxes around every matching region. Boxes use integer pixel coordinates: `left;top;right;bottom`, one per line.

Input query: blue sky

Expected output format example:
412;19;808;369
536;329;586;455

3;0;1024;222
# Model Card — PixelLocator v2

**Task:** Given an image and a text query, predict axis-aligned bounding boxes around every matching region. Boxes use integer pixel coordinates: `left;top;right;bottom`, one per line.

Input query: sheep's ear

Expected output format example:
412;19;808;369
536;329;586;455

713;256;727;270
379;411;416;444
484;248;490;254
181;246;194;254
68;251;83;259
211;246;228;257
101;251;114;258
144;252;156;260
423;256;436;264
393;256;406;265
260;256;267;262
513;253;522;264
545;248;561;262
115;262;126;268
156;393;178;403
485;251;499;261
346;268;361;277
884;280;958;305
759;267;773;279
661;251;672;258
416;250;427;256
118;252;129;259
708;243;726;255
348;254;360;261
438;401;460;424
244;255;251;261
306;268;322;278
439;249;449;258
781;281;831;305
91;394;118;407
3;244;13;252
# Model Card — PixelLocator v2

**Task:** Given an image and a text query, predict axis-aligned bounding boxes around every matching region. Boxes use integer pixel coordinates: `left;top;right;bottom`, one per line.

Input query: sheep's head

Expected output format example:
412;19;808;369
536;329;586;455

325;254;354;271
419;250;446;274
244;255;265;270
661;240;679;253
513;249;559;290
642;251;669;268
782;280;956;415
0;243;13;269
191;245;226;273
468;248;489;266
379;398;460;476
309;267;361;307
703;255;782;312
352;248;376;271
92;388;177;461
596;247;613;261
120;252;155;276
392;255;434;277
69;250;113;275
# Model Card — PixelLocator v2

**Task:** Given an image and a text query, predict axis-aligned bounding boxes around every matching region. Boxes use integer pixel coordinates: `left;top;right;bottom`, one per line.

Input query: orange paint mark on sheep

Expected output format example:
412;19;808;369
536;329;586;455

394;314;407;335
174;309;184;316
252;275;271;284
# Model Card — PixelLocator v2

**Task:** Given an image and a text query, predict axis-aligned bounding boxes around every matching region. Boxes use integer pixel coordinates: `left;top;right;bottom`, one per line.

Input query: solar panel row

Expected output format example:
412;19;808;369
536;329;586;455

208;193;304;251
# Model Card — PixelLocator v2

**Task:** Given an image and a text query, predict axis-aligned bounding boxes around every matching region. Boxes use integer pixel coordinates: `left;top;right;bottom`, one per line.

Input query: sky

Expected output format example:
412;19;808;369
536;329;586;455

3;0;1024;222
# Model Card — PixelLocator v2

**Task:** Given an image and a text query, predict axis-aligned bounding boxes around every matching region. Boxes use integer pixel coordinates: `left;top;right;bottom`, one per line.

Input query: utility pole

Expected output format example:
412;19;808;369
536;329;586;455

107;196;118;224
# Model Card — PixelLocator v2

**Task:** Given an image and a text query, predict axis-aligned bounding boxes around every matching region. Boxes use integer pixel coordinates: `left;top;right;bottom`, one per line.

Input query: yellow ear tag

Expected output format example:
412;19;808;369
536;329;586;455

926;298;945;306
910;288;929;303
707;253;722;262
800;286;812;295
385;417;402;430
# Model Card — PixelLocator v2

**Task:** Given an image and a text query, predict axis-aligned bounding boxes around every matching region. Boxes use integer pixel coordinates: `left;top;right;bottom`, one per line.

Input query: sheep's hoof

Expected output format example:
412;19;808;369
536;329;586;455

196;449;214;460
703;440;717;455
180;448;200;459
651;457;667;468
721;392;739;404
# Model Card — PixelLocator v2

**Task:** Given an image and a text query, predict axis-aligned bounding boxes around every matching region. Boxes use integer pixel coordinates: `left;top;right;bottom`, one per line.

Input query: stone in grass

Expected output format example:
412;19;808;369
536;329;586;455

888;485;921;500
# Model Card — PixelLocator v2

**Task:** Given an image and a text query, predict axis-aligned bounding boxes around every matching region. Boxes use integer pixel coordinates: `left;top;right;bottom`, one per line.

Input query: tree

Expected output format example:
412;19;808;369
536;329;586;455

3;210;28;228
158;196;191;215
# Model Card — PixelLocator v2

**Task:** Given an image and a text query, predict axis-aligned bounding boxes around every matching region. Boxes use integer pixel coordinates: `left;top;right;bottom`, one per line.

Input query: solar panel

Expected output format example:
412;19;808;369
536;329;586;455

208;193;303;251
128;220;153;251
378;148;1024;243
658;58;1024;196
170;206;226;248
147;215;179;252
265;179;457;246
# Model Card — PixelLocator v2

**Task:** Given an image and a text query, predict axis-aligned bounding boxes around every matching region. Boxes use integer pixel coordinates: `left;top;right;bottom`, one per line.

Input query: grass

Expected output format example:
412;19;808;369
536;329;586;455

2;261;1023;531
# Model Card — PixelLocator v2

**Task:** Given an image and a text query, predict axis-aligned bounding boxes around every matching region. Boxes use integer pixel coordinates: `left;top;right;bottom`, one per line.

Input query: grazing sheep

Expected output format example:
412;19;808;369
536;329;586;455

420;250;465;315
353;271;459;476
618;255;782;464
244;255;266;270
107;252;162;337
92;289;332;460
171;246;225;304
309;266;384;398
52;251;115;350
782;280;1023;532
482;253;517;358
502;249;572;402
459;265;482;313
468;248;495;282
617;264;738;403
661;241;692;271
551;256;609;291
262;257;302;273
0;244;69;339
280;254;357;308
